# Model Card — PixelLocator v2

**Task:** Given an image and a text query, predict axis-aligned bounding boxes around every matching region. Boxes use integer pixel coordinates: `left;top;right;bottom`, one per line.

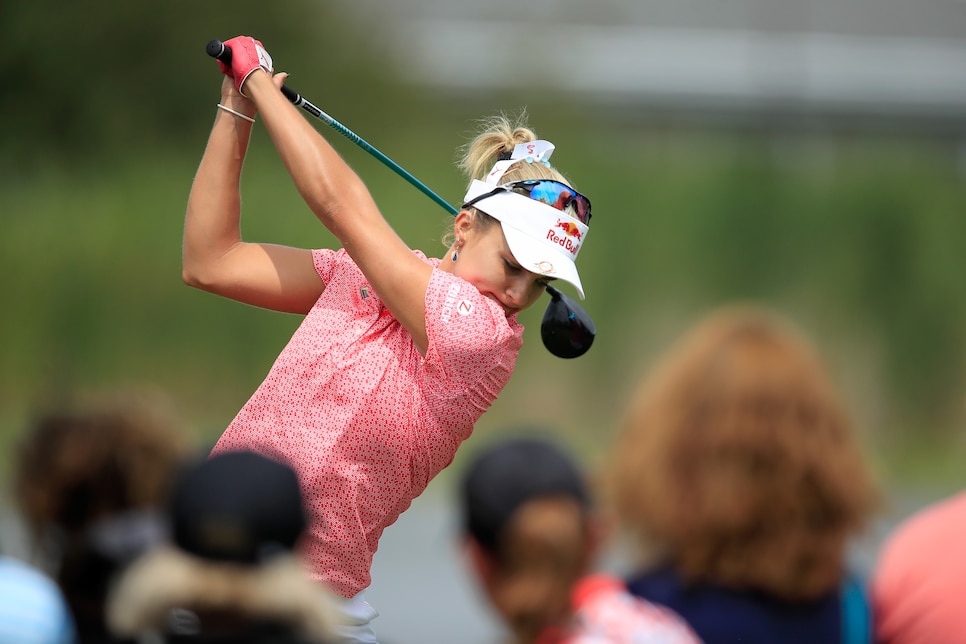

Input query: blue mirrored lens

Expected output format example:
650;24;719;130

516;181;591;224
464;180;592;224
530;182;574;210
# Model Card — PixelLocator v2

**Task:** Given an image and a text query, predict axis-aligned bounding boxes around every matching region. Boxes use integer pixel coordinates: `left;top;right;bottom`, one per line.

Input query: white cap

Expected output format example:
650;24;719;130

463;179;588;299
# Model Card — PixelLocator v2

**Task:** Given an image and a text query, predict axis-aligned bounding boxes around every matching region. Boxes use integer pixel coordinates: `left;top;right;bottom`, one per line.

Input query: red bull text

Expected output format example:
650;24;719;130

547;220;582;255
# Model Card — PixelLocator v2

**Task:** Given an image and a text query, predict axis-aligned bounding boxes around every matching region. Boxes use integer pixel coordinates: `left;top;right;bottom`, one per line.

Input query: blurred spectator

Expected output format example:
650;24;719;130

605;306;881;644
459;434;701;644
870;474;966;640
0;554;76;643
107;450;339;643
12;388;190;643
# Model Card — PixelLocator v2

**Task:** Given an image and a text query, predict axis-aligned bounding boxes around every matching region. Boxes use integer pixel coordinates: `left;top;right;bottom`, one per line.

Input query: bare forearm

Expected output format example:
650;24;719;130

182;106;253;282
244;72;379;243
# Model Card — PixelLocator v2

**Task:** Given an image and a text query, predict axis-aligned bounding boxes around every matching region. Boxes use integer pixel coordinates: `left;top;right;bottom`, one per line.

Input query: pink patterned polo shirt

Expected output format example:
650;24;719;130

210;248;523;598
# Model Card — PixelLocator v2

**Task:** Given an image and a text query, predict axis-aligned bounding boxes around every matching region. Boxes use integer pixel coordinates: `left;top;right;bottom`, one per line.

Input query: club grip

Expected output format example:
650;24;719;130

206;39;231;64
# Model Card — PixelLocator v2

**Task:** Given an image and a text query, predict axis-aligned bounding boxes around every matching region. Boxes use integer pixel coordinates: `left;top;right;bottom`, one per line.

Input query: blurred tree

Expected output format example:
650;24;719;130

0;0;402;172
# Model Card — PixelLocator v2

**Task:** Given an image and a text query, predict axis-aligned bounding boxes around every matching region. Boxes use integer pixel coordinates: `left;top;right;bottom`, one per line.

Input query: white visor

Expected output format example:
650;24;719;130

463;179;588;299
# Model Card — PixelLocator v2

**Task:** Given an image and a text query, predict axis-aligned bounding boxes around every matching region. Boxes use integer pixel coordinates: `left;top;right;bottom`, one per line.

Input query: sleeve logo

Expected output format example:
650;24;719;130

440;283;474;323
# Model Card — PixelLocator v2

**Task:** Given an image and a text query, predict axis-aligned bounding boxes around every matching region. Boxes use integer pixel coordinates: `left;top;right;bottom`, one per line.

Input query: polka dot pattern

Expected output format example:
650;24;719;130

210;248;524;598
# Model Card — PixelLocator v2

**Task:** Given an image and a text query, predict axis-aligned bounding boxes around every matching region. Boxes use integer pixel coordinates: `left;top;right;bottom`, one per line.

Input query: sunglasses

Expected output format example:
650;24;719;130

463;180;592;225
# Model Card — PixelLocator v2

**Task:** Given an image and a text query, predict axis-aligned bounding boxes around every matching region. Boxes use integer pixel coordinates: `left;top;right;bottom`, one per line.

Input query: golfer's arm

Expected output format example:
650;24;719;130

246;72;432;350
244;72;381;242
182;104;324;315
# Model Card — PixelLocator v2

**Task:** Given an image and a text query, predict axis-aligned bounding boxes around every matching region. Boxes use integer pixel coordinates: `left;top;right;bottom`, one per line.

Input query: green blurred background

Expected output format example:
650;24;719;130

2;0;965;501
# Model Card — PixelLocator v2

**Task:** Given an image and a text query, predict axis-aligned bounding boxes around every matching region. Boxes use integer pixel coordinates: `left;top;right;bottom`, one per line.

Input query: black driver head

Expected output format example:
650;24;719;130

540;285;596;359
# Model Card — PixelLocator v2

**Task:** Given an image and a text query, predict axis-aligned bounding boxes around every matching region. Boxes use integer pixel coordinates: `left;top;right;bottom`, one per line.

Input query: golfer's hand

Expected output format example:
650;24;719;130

220;76;245;101
216;72;288;122
218;76;255;116
216;35;273;96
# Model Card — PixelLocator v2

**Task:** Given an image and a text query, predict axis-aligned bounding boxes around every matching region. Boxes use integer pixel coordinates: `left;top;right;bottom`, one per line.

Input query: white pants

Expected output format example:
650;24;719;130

325;590;380;644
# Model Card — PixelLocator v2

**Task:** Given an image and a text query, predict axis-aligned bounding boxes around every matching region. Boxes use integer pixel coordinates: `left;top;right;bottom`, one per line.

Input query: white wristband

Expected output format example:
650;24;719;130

216;103;256;124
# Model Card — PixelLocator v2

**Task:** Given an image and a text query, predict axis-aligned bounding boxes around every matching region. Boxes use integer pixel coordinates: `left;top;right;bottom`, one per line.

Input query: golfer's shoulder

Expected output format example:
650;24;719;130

427;275;522;349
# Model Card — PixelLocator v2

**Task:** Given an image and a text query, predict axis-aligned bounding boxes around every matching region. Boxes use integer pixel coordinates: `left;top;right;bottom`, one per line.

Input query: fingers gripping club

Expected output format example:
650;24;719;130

207;40;456;215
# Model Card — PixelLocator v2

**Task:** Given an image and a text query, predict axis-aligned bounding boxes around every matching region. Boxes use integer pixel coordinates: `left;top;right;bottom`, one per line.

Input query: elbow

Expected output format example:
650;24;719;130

182;256;214;290
182;266;201;289
182;239;244;293
182;240;225;290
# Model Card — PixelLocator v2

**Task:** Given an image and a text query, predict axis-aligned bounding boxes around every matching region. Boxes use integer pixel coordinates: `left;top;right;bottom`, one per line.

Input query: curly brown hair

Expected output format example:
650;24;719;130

13;387;190;542
606;306;880;601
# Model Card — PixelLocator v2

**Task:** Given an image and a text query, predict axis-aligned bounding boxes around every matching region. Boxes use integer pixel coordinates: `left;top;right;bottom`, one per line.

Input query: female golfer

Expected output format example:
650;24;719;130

182;36;593;642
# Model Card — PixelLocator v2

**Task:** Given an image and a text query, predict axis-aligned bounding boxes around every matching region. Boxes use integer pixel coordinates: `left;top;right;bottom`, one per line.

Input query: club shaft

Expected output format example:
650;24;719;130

279;86;458;215
205;40;456;215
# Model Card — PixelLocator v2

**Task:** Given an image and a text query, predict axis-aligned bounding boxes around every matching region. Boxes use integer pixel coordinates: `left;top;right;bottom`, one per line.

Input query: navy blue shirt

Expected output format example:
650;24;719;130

626;566;863;644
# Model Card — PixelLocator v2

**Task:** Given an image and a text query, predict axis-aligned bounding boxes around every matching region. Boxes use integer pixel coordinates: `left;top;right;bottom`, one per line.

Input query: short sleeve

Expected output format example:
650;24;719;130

311;248;339;283
421;268;523;403
425;269;522;361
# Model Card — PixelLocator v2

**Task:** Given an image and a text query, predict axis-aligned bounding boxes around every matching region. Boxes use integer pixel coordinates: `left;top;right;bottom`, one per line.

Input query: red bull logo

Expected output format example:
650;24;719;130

547;220;582;256
554;219;582;240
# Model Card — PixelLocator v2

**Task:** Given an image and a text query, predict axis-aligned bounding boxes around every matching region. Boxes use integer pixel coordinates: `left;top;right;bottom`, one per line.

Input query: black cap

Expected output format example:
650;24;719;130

170;451;306;564
460;436;590;552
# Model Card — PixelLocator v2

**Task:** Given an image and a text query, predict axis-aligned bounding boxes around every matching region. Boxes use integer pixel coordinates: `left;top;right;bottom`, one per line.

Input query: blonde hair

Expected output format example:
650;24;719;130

459;112;570;186
444;112;575;247
606;306;880;601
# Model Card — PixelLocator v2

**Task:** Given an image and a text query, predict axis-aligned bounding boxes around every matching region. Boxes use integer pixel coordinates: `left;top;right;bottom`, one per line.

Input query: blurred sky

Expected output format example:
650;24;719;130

331;0;966;132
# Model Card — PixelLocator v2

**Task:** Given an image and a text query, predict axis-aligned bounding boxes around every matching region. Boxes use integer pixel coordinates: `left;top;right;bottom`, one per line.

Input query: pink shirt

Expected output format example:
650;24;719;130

871;490;966;644
536;575;701;644
211;248;523;597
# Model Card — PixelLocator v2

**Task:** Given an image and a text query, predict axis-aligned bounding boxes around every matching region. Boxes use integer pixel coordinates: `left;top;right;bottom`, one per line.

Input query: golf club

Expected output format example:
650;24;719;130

207;39;595;358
